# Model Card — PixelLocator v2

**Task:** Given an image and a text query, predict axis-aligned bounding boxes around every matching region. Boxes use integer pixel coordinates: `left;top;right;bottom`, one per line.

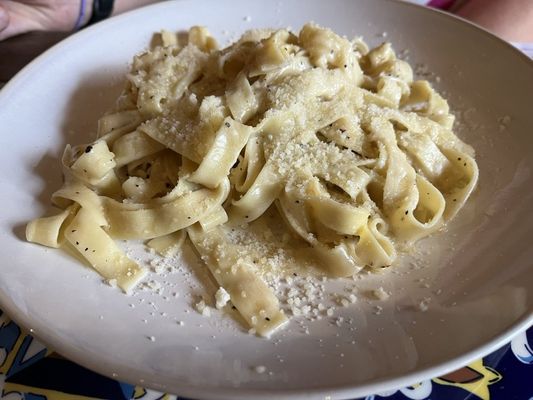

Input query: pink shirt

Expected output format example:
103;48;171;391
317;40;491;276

406;0;533;57
427;0;458;9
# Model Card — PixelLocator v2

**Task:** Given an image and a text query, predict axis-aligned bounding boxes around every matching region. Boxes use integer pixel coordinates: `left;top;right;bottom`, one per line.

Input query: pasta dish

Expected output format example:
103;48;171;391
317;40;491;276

26;24;478;337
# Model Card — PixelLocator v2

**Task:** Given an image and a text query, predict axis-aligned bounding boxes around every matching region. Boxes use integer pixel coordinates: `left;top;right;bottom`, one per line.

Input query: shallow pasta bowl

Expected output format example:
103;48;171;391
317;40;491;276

0;0;532;399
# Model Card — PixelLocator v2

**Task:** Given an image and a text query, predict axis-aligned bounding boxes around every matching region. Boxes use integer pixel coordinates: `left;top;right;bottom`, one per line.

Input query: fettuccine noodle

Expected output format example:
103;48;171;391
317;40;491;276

26;24;478;337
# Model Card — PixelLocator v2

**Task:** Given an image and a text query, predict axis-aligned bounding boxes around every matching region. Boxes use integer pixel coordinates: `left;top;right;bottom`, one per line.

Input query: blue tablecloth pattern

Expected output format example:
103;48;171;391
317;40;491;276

0;309;531;400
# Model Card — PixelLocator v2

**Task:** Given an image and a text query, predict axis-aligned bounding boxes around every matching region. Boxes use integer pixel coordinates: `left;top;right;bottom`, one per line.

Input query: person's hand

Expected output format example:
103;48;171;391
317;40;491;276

0;0;87;41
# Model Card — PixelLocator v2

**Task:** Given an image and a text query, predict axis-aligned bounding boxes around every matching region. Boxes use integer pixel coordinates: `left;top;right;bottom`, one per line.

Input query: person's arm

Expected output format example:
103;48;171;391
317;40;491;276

456;0;533;42
0;0;160;41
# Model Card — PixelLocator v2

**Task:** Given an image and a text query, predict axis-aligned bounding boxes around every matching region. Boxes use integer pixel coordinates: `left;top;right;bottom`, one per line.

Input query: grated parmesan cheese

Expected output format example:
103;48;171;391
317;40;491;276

215;287;231;309
372;287;390;301
254;365;267;374
195;300;211;317
107;279;118;288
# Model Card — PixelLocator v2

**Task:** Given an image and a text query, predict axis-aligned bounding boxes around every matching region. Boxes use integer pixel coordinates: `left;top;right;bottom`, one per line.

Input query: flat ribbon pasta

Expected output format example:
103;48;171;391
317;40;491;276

103;178;230;239
26;23;479;336
188;224;288;337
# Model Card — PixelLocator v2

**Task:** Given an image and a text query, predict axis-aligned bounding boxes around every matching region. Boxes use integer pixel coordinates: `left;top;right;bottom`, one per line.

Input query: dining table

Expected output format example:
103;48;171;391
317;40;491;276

0;30;532;400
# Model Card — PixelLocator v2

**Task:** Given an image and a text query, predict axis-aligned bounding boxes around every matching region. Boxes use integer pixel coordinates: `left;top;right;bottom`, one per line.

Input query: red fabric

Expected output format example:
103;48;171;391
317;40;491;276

427;0;456;10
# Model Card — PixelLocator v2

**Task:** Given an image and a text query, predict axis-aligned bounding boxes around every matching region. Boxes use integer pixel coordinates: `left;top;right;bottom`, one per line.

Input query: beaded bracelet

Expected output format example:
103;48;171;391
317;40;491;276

74;0;115;30
73;0;87;31
87;0;115;26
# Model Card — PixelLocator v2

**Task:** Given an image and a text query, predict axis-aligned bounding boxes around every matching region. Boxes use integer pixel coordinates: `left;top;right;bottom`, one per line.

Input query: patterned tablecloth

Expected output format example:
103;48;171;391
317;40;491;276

0;312;531;399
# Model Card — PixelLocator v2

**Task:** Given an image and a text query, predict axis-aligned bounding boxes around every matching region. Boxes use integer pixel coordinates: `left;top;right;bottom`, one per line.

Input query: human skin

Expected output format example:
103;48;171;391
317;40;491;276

0;0;532;41
0;0;158;40
456;0;533;42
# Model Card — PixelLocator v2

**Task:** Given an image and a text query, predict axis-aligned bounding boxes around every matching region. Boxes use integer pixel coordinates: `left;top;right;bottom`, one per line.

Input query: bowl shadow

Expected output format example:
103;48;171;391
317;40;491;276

37;70;125;207
15;70;126;240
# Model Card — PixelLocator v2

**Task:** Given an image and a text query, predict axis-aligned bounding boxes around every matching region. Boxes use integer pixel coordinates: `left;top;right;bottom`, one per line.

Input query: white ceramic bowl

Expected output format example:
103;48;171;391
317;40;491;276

0;0;532;399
